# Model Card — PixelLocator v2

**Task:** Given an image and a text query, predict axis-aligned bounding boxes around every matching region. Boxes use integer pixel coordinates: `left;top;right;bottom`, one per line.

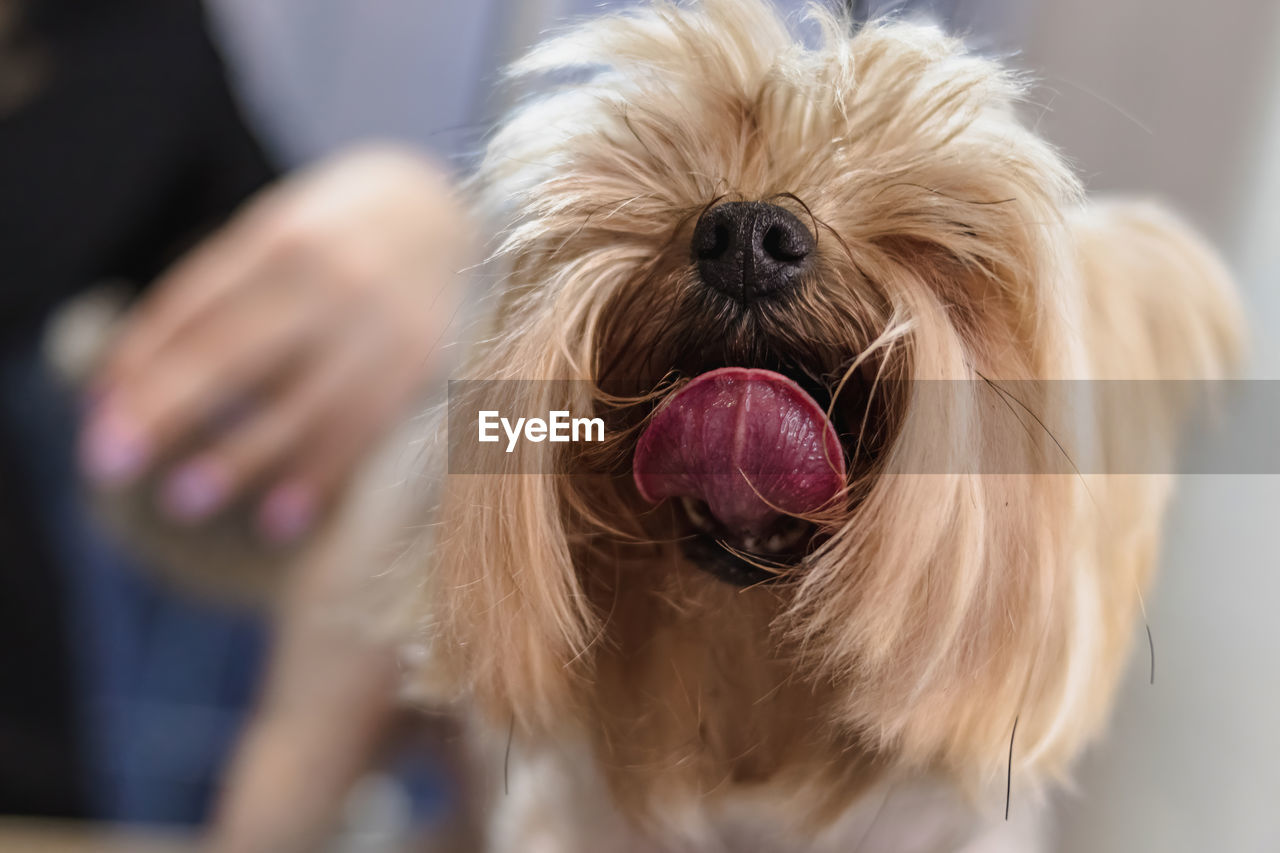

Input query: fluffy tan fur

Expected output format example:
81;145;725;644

401;1;1243;848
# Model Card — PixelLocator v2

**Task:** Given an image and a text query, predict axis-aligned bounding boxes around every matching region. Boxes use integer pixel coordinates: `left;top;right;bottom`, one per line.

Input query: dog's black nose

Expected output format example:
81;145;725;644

692;201;814;302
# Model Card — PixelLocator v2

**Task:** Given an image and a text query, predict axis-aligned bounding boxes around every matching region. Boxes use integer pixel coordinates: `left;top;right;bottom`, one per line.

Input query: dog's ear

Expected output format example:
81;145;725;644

1064;199;1244;498
416;348;601;725
1070;200;1244;383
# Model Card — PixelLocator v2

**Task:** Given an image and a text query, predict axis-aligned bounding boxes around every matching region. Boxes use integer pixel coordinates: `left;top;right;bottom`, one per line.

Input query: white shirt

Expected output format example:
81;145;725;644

205;0;632;167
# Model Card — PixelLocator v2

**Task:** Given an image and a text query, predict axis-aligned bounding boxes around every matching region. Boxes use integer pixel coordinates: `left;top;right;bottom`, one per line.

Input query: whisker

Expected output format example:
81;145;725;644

1004;715;1019;820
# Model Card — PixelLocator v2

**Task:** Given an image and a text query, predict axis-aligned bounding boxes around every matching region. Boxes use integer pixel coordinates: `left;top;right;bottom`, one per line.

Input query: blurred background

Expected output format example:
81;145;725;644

1011;2;1280;851
1;0;1277;850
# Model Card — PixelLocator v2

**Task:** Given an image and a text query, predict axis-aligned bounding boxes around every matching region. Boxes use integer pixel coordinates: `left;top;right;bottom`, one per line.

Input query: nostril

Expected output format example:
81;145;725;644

697;222;732;261
762;224;808;263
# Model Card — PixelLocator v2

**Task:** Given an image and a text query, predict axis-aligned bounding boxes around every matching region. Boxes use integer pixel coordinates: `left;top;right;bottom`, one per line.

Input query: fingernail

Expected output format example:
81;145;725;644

81;408;150;487
160;461;229;523
257;483;317;545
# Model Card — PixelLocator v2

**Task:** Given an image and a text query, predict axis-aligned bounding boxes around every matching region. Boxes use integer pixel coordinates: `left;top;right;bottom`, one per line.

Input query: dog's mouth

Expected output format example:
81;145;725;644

633;367;847;586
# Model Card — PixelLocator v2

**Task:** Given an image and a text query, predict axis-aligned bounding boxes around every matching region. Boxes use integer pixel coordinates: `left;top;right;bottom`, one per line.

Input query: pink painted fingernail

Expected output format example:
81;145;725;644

81;408;150;488
160;461;229;523
257;483;317;545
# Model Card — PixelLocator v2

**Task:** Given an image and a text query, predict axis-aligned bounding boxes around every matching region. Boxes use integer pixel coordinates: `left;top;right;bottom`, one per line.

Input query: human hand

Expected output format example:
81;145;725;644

80;145;470;543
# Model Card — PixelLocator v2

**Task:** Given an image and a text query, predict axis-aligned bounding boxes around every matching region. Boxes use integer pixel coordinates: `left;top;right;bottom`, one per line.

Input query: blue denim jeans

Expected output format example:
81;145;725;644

0;335;265;825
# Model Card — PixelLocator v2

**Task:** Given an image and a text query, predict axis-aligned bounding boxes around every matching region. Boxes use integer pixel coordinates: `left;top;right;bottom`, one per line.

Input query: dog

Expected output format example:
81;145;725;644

393;1;1243;850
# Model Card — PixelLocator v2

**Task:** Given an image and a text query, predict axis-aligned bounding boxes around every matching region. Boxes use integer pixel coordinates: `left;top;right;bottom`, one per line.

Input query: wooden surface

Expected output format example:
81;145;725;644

0;820;195;852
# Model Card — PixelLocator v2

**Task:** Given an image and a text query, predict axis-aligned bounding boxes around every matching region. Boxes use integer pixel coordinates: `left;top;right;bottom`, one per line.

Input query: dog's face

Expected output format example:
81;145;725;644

424;0;1114;829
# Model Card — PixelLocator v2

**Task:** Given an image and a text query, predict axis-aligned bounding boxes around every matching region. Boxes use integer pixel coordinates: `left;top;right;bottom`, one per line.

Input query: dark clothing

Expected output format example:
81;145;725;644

0;350;84;817
1;0;275;333
0;0;275;818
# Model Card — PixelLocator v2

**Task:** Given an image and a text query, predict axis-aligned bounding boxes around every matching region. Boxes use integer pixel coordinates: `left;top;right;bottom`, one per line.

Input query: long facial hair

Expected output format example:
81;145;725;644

401;0;1240;835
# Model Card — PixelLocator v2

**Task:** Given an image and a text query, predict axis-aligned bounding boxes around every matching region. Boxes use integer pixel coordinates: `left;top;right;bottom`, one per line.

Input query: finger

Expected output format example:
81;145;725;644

156;329;375;523
255;352;425;545
82;283;326;488
96;215;274;393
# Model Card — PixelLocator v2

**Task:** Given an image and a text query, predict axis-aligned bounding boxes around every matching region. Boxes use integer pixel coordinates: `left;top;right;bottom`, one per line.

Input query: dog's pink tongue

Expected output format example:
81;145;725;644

633;368;845;536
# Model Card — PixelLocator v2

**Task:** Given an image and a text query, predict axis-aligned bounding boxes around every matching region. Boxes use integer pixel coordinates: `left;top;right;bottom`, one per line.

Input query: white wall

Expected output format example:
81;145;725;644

1007;1;1280;850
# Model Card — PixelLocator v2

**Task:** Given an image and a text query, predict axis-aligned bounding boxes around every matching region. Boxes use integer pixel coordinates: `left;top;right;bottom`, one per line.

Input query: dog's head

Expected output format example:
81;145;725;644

419;0;1110;830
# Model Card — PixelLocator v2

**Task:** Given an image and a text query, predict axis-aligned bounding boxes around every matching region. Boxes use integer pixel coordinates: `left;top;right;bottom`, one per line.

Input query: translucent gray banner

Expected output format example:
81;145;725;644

444;379;1279;475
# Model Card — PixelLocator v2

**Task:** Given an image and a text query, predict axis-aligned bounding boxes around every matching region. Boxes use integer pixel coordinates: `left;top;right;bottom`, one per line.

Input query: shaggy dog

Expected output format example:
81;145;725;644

398;1;1242;850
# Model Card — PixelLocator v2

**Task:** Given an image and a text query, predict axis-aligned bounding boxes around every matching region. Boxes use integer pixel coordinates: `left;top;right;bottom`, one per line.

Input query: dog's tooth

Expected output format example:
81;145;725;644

680;497;714;532
766;534;786;553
